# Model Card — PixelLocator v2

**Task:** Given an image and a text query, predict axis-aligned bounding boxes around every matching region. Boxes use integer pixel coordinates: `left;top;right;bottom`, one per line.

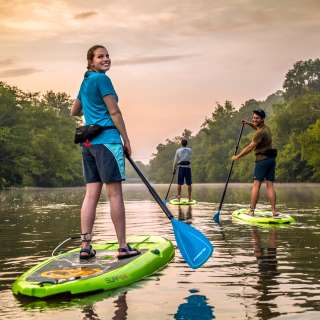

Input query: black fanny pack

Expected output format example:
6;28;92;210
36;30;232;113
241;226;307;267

178;161;190;166
74;125;116;144
256;148;278;158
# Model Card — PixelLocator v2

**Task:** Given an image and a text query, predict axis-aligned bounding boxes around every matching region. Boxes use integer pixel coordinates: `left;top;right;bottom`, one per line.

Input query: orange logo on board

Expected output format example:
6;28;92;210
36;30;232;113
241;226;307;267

41;267;103;279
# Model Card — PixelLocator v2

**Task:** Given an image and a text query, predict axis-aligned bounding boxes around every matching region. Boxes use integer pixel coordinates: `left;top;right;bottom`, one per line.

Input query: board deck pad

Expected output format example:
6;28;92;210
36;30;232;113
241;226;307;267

27;250;146;285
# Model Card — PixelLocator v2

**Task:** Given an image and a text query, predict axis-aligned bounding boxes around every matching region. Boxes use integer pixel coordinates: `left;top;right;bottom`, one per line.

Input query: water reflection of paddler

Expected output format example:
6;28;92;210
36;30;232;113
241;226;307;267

251;228;279;319
252;228;278;275
174;291;215;319
178;205;193;223
112;291;128;320
173;139;192;201
81;304;100;320
80;291;128;320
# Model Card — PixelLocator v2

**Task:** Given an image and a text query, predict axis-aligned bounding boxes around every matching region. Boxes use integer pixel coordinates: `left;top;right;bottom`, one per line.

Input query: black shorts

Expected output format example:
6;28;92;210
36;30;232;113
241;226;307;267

254;158;276;182
82;144;125;184
178;167;192;185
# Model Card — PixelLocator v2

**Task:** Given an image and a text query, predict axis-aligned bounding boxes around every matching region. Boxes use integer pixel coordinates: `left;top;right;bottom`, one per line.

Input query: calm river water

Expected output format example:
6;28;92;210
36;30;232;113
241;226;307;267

0;183;319;320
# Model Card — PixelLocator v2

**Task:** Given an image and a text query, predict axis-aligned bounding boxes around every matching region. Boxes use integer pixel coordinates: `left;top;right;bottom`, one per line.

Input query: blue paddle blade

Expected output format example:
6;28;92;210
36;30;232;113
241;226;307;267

213;211;221;224
171;218;213;269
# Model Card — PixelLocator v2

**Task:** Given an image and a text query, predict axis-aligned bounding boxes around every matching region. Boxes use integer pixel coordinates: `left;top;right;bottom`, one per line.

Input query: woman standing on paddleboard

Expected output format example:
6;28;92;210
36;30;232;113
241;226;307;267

71;45;140;260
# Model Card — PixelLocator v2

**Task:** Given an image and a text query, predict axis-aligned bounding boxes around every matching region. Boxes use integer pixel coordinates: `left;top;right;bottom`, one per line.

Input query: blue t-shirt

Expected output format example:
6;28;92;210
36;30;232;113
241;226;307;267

77;71;121;144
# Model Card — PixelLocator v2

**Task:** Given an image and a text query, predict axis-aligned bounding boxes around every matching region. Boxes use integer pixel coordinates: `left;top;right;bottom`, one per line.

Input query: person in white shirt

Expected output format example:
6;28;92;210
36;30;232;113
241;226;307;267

173;139;192;201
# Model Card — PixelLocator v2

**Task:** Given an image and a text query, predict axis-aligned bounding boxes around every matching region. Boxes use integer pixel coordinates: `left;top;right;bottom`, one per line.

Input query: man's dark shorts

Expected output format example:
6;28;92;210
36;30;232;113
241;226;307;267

254;157;276;182
82;144;125;183
178;167;192;185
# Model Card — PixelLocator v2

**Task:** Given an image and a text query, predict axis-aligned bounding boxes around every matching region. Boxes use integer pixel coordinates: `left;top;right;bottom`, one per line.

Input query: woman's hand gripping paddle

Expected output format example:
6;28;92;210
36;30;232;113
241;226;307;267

213;123;245;224
126;154;213;269
163;169;176;204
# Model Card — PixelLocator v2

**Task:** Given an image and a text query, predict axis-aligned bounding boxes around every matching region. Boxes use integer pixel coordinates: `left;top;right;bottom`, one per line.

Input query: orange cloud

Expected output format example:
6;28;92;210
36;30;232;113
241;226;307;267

74;11;98;20
0;59;14;66
0;68;41;77
113;54;193;66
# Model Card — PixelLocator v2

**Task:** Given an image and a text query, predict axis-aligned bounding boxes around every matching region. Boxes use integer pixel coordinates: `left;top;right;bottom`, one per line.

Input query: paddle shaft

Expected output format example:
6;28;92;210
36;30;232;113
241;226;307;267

164;170;176;201
217;123;245;212
126;155;174;220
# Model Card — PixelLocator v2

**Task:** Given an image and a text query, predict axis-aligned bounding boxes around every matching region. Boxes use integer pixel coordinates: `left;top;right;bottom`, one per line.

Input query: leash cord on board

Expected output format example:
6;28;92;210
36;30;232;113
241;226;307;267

51;235;81;256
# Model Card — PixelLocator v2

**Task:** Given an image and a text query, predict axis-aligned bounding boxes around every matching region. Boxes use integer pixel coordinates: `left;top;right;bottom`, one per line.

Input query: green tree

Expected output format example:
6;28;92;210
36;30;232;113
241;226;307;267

300;119;320;180
149;138;180;182
270;92;320;147
41;91;72;117
283;59;320;100
0;82;31;188
0;82;83;189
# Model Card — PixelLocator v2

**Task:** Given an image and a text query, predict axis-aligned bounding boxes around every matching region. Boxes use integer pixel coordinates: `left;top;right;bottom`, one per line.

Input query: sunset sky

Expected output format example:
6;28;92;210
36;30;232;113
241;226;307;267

1;0;319;162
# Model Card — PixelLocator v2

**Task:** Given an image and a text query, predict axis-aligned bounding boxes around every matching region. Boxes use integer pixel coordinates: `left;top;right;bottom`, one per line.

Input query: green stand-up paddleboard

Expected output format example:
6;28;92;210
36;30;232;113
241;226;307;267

232;209;295;225
169;198;197;205
12;235;174;298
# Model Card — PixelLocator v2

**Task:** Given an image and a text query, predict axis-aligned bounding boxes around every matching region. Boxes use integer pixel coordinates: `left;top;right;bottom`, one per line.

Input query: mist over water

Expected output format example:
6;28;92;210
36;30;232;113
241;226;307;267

0;183;319;320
